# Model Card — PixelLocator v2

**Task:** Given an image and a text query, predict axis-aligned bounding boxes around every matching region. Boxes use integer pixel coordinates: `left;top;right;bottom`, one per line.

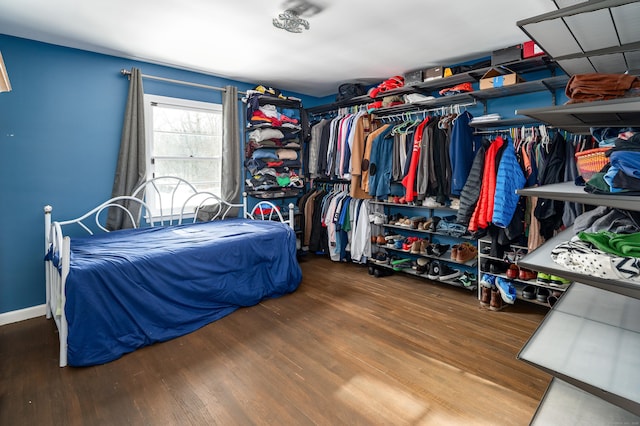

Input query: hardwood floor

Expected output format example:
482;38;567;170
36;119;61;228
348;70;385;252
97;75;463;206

1;255;550;425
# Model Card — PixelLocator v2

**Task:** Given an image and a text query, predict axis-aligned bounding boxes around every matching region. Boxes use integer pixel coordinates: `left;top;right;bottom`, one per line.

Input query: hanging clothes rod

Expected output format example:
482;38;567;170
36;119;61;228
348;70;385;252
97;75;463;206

373;100;477;122
119;69;246;95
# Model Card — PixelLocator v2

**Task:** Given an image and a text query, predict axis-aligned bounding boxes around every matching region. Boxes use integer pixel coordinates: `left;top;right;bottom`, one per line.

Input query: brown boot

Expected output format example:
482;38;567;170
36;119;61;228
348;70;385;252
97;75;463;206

480;286;491;308
490;289;505;311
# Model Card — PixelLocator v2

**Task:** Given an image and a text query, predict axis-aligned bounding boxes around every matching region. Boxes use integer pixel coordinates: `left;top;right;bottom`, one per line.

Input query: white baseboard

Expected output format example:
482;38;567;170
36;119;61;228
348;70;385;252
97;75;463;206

0;304;46;326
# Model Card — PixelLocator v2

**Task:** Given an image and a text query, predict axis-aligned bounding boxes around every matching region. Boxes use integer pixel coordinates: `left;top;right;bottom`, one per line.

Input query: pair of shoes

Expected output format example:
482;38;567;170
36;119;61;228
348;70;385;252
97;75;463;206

456;271;477;287
548;275;572;287
416;257;430;274
451;242;477;263
427;260;461;281
372;252;388;264
427;243;450;257
496;277;516;304
506;264;519;279
518;268;537;281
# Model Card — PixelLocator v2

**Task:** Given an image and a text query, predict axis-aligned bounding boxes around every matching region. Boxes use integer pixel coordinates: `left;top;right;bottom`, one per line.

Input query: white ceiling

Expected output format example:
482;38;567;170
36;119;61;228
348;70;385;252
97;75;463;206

0;0;566;97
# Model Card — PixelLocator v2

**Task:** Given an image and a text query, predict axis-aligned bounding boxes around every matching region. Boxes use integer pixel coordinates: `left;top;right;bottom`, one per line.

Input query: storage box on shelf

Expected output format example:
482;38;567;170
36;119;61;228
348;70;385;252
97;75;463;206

368;199;478;290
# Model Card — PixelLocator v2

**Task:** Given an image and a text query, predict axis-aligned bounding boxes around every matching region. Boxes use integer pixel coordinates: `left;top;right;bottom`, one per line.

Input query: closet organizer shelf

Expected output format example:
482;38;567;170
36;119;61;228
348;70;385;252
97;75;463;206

382;223;476;241
531;378;640;425
306;56;560;115
371;261;476;290
517;282;640;417
377;244;478;268
518;181;640;211
516;97;640;134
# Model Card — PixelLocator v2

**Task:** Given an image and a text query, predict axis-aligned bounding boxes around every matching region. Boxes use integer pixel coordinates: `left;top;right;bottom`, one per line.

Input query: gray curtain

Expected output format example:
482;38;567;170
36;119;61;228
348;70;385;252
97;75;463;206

221;85;241;210
106;67;146;230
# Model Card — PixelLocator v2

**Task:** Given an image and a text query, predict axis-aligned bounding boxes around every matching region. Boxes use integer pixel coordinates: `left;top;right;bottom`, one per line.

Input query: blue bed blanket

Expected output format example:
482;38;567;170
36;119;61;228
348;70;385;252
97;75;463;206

63;218;301;366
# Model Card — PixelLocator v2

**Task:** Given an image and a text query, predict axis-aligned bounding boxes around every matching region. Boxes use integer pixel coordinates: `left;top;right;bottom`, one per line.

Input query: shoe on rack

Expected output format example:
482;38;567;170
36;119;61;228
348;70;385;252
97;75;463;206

536;272;551;284
438;263;462;281
427;261;442;280
456;271;477;287
549;275;572;287
450;244;461;262
536;287;550;303
518;268;537;281
522;285;536;300
429;216;441;231
495;277;517;304
506;264;519;279
372;252;388;264
548;296;558;307
410;240;423;254
489;261;507;275
489;288;505;311
416;257;430;274
376;234;386;245
456;243;478;263
432;243;450;257
480;273;496;288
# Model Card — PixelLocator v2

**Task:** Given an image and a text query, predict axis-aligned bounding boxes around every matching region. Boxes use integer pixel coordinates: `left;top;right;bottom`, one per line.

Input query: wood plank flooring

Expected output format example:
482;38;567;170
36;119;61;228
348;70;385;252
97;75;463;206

1;255;550;425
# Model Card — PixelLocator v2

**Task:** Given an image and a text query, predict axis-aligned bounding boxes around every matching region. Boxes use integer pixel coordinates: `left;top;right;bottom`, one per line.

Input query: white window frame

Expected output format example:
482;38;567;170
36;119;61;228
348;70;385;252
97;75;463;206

143;94;223;220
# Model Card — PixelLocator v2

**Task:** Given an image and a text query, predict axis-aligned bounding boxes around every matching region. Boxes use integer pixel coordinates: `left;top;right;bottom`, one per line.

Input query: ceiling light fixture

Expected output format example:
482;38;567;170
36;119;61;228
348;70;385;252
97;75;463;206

272;0;322;33
273;9;310;33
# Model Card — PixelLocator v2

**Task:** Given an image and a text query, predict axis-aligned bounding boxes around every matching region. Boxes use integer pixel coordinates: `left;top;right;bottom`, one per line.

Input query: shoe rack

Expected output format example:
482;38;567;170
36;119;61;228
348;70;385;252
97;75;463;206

477;237;570;309
368;199;478;290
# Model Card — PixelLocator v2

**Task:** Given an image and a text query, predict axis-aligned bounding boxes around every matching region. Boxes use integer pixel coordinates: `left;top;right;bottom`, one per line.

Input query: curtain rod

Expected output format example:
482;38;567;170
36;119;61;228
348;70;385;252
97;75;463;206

120;69;246;95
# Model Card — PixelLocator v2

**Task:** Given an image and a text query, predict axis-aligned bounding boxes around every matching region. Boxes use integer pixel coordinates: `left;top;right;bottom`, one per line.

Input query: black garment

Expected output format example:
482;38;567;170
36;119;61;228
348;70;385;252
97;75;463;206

308;191;329;254
613;169;640;191
607;133;640;155
431;123;451;205
456;140;489;225
534;132;567;239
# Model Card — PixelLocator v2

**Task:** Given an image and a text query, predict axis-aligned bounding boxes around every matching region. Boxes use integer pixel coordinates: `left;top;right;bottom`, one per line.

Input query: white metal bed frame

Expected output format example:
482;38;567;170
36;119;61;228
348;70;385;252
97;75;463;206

43;176;295;367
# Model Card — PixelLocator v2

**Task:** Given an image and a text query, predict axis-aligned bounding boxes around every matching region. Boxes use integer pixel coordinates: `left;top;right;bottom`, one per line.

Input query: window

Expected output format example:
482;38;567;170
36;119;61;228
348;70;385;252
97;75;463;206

144;94;222;214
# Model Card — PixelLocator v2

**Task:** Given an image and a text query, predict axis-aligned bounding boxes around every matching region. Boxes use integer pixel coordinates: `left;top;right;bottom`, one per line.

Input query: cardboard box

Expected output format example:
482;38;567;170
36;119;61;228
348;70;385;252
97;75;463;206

523;40;545;58
404;69;424;86
479;68;524;90
491;45;522;66
424;66;444;81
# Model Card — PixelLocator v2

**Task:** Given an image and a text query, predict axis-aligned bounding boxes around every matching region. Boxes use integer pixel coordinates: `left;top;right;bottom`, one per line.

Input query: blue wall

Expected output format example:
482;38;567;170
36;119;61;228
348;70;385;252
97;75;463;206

0;34;322;314
0;34;568;315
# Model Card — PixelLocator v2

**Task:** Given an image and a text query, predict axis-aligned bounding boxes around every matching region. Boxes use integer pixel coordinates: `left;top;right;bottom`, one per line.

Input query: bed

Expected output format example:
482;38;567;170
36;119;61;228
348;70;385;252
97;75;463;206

44;177;302;367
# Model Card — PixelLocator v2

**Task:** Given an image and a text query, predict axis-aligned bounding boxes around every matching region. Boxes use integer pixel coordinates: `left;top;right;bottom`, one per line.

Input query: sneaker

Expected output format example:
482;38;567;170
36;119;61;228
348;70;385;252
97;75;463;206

416;257;430;274
456;271;477;287
549;275;572;287
495;277;517;304
536;272;551;284
372;252;388;264
431;243;450;257
427;261;441;280
438;263;461;281
480;273;496;288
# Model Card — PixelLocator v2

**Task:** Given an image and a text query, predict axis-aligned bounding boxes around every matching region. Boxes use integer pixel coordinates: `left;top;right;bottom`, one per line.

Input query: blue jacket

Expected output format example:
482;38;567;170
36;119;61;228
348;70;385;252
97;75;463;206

449;111;478;196
492;137;525;228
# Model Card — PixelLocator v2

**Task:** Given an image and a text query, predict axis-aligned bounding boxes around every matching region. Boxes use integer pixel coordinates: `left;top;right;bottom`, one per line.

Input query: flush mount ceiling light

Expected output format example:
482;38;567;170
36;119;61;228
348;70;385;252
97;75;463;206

272;0;322;33
273;9;309;33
